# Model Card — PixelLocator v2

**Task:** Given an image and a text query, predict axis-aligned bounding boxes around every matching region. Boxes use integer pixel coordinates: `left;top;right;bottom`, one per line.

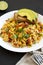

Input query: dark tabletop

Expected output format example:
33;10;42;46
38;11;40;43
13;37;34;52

0;0;43;65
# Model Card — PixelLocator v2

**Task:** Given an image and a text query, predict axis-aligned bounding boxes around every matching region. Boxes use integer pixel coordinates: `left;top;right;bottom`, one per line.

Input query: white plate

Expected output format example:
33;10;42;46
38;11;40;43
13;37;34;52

0;10;43;53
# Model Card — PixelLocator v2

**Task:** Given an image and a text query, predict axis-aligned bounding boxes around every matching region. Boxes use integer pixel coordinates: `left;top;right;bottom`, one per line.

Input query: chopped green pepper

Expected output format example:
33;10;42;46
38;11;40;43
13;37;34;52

12;34;18;39
23;33;30;38
38;33;43;36
17;27;23;32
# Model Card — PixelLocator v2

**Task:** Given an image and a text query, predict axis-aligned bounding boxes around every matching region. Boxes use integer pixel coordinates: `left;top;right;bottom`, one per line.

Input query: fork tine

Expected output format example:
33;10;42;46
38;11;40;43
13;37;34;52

32;54;43;65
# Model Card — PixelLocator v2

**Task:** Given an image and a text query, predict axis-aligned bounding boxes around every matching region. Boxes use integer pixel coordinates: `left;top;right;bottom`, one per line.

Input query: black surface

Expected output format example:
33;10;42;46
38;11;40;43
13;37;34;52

0;0;43;65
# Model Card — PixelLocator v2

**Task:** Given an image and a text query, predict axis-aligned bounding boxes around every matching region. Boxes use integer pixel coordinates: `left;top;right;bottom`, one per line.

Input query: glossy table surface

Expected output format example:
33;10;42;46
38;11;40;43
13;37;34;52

0;0;43;65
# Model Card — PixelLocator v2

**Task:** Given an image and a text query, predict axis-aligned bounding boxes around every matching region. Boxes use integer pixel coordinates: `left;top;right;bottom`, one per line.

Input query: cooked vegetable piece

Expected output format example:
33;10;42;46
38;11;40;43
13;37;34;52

5;28;9;33
23;33;30;38
12;34;18;39
38;33;43;36
14;13;27;22
17;27;23;32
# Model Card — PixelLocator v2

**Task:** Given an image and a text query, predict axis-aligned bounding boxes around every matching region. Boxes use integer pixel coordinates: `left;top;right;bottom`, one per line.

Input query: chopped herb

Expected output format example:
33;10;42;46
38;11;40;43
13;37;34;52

38;33;43;36
12;34;18;39
23;33;30;38
17;27;23;32
33;41;36;44
5;28;9;33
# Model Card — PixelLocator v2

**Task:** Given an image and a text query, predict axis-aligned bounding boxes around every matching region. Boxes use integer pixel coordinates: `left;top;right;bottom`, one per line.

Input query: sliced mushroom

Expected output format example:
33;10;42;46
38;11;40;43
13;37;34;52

14;13;18;21
17;15;27;22
14;13;27;22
